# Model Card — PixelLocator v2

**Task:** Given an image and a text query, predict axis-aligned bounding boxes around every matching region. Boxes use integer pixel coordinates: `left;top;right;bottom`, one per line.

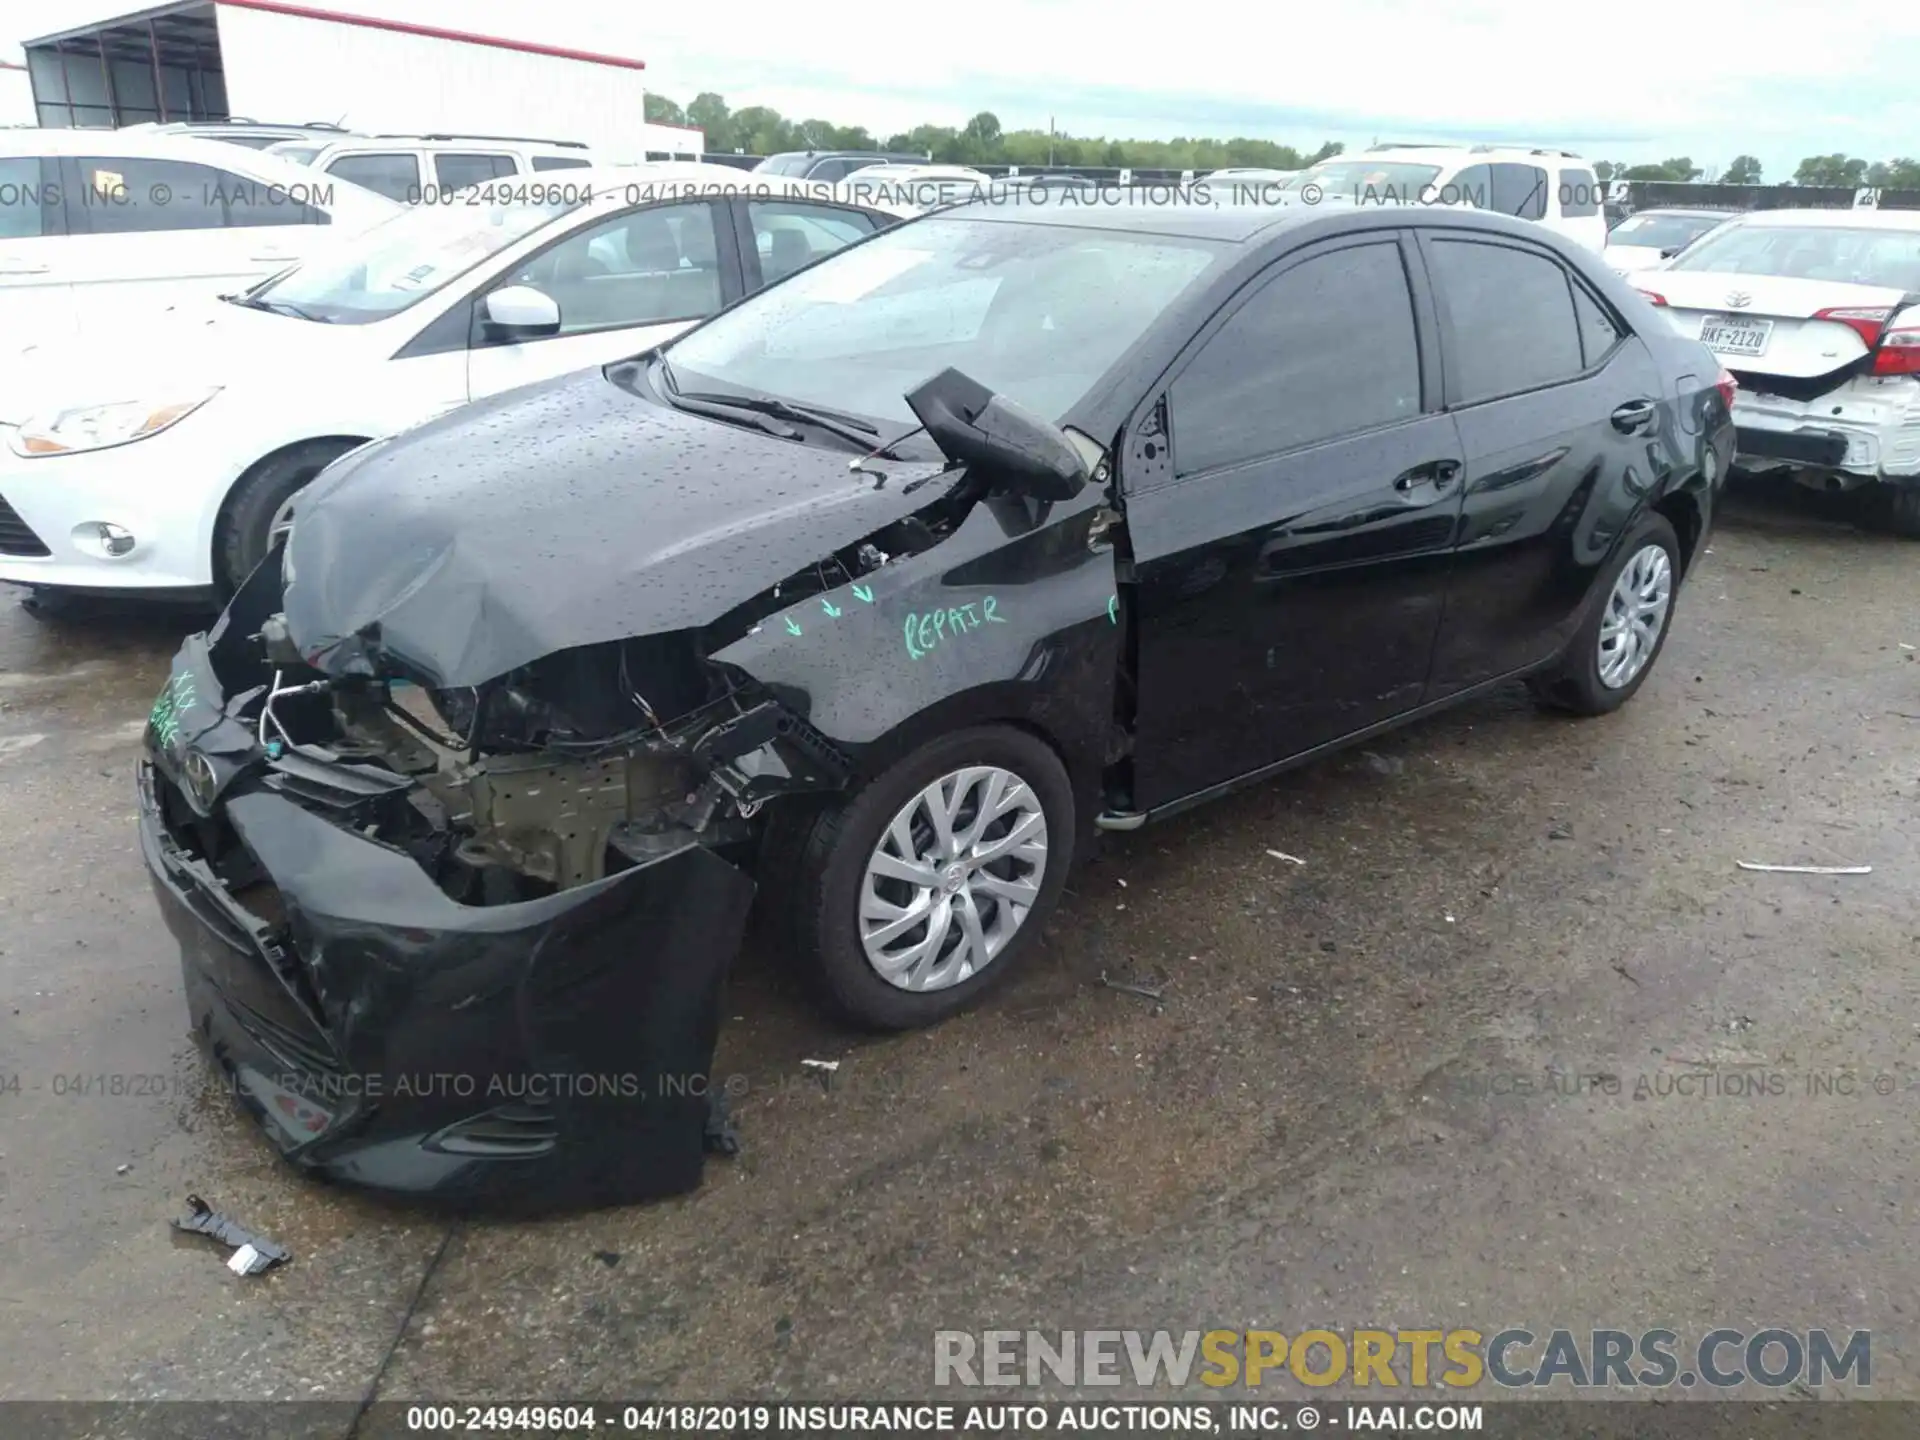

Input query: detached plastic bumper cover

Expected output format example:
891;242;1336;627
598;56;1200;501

138;758;755;1211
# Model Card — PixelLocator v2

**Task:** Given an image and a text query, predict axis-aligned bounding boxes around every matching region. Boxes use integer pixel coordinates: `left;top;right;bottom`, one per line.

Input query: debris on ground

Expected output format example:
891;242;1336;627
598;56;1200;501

594;1251;623;1268
1266;849;1306;865
1362;750;1405;776
1736;861;1872;875
1547;824;1574;840
799;1058;839;1094
1099;971;1165;1002
170;1194;290;1275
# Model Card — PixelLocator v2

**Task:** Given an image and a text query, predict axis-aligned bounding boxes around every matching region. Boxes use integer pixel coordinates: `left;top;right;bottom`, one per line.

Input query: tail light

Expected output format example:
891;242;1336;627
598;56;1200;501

1871;327;1920;375
1715;367;1737;407
1636;288;1668;306
1813;306;1894;348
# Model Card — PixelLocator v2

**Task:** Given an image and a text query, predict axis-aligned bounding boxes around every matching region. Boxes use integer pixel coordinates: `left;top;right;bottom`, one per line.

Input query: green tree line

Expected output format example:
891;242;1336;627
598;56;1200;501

644;93;1342;171
1591;154;1920;187
646;96;1920;187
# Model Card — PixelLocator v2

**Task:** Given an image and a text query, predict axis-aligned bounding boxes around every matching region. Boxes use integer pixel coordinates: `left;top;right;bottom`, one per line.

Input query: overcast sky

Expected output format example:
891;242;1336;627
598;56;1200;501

11;0;1920;180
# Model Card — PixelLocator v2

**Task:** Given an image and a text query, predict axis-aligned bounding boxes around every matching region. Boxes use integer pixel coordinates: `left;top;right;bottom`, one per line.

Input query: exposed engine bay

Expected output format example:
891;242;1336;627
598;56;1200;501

241;509;966;905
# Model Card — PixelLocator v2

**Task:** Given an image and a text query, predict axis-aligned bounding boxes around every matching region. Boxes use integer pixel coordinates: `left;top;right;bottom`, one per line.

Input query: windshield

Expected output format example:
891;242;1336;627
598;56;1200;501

1668;223;1920;288
251;195;576;323
1299;159;1442;201
662;215;1223;427
1608;213;1727;251
756;154;816;176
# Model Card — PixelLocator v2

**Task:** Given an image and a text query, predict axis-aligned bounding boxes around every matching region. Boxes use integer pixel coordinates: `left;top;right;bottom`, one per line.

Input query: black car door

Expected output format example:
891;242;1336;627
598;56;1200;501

1123;232;1467;811
1416;231;1680;693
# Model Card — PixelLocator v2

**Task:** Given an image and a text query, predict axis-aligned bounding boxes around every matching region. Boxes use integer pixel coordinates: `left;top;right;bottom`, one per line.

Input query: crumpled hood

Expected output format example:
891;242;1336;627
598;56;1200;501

1;297;365;422
282;366;954;687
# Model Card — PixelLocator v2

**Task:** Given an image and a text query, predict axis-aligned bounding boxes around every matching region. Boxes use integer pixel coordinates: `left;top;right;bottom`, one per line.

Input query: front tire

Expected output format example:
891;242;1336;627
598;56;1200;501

214;441;362;593
1529;512;1680;717
776;725;1075;1030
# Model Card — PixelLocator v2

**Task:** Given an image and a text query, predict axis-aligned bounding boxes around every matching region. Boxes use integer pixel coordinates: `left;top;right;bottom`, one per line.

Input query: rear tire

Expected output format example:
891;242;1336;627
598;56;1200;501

1529;511;1681;717
214;441;362;593
772;725;1074;1031
1865;483;1920;539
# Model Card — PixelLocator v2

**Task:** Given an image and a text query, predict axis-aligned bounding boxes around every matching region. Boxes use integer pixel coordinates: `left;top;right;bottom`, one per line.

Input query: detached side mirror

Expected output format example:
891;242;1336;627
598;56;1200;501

481;285;561;342
905;367;1089;502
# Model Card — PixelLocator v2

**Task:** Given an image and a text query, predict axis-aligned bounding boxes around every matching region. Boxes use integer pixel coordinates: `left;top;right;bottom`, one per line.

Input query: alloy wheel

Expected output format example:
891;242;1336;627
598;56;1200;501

1597;542;1673;690
858;765;1049;992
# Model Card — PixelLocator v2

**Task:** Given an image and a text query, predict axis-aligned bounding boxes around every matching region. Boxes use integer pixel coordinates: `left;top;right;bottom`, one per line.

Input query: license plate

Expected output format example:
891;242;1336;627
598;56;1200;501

1699;315;1772;356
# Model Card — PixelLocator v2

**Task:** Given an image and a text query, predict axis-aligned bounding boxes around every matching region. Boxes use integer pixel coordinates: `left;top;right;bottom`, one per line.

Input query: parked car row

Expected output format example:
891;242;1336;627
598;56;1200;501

0;165;911;595
115;185;1735;1205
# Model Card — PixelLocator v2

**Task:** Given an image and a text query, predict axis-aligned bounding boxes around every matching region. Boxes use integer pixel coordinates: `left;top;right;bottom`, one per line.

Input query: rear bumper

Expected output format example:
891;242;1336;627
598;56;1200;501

139;662;756;1211
1730;383;1920;483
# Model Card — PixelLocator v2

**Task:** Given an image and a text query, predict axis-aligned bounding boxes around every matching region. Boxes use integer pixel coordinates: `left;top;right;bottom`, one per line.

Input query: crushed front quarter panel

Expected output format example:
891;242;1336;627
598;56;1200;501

711;482;1123;815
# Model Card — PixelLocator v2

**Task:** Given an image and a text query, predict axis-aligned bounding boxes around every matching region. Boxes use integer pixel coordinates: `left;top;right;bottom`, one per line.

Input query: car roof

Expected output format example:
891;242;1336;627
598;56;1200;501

1342;146;1591;167
932;193;1566;245
1716;207;1920;230
545;163;918;215
1621;207;1738;218
0;126;403;196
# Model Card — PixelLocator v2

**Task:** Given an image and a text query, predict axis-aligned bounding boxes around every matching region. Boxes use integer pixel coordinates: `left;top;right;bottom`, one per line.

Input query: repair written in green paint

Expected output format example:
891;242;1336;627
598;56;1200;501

147;672;197;749
904;596;1006;660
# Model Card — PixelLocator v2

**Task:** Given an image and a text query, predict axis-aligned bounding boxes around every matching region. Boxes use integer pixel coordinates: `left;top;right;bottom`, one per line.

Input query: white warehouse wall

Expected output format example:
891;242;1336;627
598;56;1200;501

213;6;654;154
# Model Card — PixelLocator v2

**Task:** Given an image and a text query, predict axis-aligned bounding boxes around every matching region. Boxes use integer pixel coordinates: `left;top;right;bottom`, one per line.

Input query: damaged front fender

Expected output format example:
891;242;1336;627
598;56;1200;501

711;482;1124;815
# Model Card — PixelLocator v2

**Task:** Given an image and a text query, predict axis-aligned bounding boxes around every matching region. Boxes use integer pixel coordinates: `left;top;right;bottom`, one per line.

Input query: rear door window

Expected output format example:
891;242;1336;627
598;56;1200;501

1488;163;1549;220
434;152;518;193
1425;237;1585;404
62;156;227;234
748;200;878;283
1445;164;1492;209
326;152;421;204
1170;240;1423;476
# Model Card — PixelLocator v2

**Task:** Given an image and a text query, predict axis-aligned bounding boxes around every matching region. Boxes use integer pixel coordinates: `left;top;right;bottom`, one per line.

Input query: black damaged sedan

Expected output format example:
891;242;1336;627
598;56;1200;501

140;199;1734;1208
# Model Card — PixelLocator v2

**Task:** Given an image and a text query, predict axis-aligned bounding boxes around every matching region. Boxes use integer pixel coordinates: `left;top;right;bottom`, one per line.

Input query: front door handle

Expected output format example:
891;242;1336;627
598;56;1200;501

0;262;51;275
1392;458;1462;499
1611;399;1658;433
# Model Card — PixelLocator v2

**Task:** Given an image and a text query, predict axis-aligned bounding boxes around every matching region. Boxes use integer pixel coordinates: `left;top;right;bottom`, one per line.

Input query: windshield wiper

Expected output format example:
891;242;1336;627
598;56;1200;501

674;389;902;455
222;293;333;323
655;357;905;457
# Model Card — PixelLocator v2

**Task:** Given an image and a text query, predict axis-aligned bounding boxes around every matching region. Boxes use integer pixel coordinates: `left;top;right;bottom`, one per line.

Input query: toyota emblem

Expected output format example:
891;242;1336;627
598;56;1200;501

1725;290;1752;308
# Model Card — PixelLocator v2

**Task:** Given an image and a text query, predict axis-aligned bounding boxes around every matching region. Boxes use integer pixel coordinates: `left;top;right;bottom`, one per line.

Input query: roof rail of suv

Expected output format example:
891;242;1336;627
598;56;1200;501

378;133;589;149
163;118;351;131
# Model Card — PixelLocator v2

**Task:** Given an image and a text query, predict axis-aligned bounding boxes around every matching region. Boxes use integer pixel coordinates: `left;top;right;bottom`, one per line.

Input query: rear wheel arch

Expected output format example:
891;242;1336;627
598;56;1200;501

213;435;372;592
1651;485;1705;575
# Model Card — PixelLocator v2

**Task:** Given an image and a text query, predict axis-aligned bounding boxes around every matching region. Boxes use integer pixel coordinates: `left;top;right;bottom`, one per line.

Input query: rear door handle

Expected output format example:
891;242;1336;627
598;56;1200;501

1392;458;1462;499
0;262;51;275
1611;399;1658;433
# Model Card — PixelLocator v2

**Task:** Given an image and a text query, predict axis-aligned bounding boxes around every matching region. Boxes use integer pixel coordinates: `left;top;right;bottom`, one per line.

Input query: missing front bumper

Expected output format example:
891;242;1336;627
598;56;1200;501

140;758;756;1212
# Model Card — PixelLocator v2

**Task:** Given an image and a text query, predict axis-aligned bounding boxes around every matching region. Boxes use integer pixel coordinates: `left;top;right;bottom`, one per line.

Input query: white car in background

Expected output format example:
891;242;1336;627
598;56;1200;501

265;134;595;204
1287;145;1608;250
0;165;908;601
0;126;398;347
1604;207;1737;273
1633;208;1920;535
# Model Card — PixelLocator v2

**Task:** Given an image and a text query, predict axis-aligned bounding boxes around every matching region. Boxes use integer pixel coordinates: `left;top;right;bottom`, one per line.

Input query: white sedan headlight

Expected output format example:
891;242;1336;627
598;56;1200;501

8;388;221;458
